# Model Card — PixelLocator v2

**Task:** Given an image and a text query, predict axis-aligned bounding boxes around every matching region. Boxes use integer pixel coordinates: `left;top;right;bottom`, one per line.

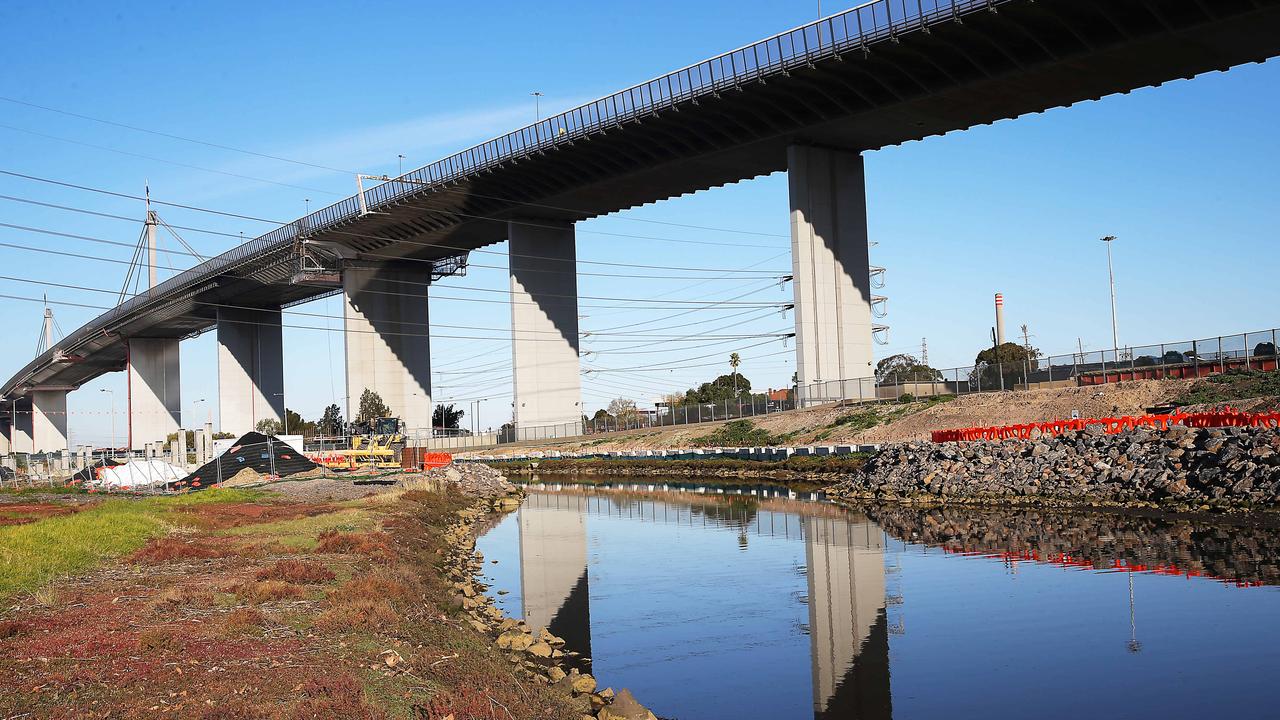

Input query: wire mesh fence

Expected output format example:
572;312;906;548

496;327;1280;444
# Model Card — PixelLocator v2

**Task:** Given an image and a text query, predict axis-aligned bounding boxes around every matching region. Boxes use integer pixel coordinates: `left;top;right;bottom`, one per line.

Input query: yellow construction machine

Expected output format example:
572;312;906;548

310;416;406;471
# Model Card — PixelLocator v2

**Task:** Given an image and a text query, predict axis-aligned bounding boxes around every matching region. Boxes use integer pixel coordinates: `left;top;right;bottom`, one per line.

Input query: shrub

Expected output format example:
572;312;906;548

234;580;304;603
692;420;780;447
315;530;394;562
130;537;225;563
314;598;398;632
222;607;266;636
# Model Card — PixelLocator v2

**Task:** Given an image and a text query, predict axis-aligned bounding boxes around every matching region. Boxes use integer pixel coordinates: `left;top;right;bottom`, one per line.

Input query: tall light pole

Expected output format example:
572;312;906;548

1102;236;1119;358
531;91;544;121
274;393;288;435
100;388;115;458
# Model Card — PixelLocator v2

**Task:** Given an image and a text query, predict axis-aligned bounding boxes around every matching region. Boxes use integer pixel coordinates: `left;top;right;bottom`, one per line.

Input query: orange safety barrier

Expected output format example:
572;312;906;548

421;452;453;470
931;407;1280;443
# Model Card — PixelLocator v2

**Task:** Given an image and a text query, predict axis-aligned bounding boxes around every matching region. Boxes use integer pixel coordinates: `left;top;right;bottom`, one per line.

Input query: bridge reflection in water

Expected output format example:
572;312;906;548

513;488;892;718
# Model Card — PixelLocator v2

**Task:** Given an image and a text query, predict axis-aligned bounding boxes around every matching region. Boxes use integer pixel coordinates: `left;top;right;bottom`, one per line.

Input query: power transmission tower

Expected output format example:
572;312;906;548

920;338;929;367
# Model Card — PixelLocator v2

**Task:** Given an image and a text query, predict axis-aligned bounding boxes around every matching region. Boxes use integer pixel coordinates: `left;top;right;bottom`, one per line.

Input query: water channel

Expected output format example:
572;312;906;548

476;477;1280;720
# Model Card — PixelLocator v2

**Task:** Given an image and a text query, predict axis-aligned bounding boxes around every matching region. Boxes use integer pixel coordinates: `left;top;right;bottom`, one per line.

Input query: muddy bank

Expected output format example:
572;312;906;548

826;425;1280;513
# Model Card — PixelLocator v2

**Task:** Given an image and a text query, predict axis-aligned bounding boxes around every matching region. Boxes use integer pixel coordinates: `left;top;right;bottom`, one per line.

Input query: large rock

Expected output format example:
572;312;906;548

599;689;658;720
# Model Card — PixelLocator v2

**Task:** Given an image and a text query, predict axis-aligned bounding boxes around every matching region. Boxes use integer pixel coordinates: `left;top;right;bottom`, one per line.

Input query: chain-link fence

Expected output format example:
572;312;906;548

494;327;1280;445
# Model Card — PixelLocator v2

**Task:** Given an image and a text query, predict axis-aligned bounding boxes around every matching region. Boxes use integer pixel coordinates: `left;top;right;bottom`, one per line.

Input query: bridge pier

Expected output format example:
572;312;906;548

30;389;69;454
343;265;432;433
127;338;182;450
0;418;10;455
508;221;582;439
217;307;285;437
788;145;876;407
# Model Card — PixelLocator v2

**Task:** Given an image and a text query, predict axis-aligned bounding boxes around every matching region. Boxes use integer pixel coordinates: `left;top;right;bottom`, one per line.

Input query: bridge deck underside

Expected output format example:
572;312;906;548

6;0;1280;398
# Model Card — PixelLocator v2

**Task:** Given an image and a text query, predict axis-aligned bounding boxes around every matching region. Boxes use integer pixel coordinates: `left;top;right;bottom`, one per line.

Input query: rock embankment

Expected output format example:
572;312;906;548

826;425;1280;511
441;473;659;720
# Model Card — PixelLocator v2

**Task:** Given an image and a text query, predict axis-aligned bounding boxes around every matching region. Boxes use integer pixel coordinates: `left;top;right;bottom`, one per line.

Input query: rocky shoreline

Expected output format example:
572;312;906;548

825;425;1280;513
434;463;660;720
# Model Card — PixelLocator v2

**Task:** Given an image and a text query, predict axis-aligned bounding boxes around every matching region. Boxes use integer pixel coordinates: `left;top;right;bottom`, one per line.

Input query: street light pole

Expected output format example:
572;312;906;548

531;91;543;121
101;388;115;459
1102;236;1119;358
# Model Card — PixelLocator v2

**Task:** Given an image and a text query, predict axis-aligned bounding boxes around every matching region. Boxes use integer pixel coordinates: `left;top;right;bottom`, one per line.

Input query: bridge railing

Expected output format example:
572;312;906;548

335;0;1005;226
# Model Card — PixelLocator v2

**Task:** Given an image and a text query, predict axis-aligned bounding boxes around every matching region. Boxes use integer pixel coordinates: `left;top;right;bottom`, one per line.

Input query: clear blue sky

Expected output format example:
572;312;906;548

1;1;1277;445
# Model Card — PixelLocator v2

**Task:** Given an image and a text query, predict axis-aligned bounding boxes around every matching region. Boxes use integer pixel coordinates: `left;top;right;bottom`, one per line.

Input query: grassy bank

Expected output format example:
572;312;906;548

0;482;585;719
0;488;261;599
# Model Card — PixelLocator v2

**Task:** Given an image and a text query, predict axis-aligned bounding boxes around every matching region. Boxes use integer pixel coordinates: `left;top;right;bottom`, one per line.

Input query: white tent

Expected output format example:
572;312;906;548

94;459;187;489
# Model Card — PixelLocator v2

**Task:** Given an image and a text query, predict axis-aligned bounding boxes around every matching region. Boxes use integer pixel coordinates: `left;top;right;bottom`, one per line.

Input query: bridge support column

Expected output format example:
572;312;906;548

343;266;432;433
217;308;284;437
127;338;182;450
788;145;876;407
508;221;581;439
0;418;10;455
30;390;68;454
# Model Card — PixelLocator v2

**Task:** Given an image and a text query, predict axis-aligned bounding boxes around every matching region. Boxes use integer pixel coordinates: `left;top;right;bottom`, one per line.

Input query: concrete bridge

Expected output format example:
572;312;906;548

4;0;1280;453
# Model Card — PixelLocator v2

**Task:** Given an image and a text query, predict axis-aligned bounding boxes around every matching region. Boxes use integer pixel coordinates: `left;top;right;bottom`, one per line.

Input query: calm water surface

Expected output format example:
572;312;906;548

476;478;1280;720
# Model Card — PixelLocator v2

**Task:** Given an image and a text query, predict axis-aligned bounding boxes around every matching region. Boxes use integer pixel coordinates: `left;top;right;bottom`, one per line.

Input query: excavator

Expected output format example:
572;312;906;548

310;416;406;471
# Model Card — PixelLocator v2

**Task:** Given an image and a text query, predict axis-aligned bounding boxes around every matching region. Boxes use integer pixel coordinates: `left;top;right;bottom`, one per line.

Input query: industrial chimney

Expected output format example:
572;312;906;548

994;293;1006;346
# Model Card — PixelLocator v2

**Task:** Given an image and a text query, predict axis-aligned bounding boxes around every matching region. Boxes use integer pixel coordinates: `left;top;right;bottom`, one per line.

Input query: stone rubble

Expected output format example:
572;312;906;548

440;468;659;720
825;426;1280;511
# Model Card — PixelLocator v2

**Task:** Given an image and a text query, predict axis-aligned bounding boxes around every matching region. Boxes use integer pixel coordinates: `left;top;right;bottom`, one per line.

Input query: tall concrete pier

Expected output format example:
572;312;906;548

217;307;285;436
343;265;432;432
789;145;876;405
127;338;181;450
509;221;582;438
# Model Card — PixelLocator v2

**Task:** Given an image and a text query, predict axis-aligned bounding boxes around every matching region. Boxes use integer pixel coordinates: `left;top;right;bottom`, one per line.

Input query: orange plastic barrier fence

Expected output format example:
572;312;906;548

420;452;453;470
931;408;1280;443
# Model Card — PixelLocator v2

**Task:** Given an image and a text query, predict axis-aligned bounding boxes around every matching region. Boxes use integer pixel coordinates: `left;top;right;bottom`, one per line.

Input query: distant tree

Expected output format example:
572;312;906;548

255;418;283;436
875;354;943;383
1162;350;1186;365
1134;356;1158;367
1255;342;1277;357
688;374;752;404
971;342;1041;389
729;353;742;395
433;403;465;431
357;388;391;422
318;404;344;435
607;397;639;426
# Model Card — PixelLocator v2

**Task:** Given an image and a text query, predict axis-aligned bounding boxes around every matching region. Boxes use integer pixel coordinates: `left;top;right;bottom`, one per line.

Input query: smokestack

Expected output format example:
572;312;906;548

994;293;1006;346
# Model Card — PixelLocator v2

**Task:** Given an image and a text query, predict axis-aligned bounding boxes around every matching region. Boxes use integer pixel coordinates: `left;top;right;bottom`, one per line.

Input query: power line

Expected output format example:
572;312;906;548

0;122;342;196
0;173;786;273
0;94;787;240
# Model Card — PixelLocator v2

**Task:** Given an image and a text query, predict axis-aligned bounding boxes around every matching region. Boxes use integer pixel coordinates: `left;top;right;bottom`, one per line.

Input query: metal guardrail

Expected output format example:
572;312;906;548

3;0;1009;398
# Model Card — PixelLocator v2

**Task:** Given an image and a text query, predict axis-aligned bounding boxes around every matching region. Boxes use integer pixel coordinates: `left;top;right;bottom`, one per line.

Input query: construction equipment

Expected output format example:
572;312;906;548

309;417;406;471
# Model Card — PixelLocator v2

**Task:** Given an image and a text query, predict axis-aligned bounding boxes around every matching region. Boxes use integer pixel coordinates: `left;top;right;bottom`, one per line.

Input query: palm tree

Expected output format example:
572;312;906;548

729;352;741;396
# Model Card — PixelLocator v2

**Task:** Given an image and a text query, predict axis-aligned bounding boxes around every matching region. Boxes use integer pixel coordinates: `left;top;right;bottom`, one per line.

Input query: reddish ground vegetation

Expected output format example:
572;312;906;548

0;502;80;526
178;501;338;531
222;607;266;636
130;536;228;563
315;529;395;561
1;489;585;720
234;580;304;603
328;566;420;605
255;558;336;584
148;584;215;614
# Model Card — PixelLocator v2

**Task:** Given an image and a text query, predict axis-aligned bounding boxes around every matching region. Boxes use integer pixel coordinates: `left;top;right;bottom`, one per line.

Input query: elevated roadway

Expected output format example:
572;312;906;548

4;0;1280;450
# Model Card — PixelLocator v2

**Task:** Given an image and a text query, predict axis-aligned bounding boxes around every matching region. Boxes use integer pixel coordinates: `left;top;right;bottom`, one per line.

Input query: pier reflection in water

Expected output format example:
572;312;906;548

477;480;1280;720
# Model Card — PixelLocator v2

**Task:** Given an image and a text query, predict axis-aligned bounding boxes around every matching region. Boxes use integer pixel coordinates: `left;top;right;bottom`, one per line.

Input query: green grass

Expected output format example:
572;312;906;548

0;488;262;599
0;486;88;496
1173;369;1280;406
